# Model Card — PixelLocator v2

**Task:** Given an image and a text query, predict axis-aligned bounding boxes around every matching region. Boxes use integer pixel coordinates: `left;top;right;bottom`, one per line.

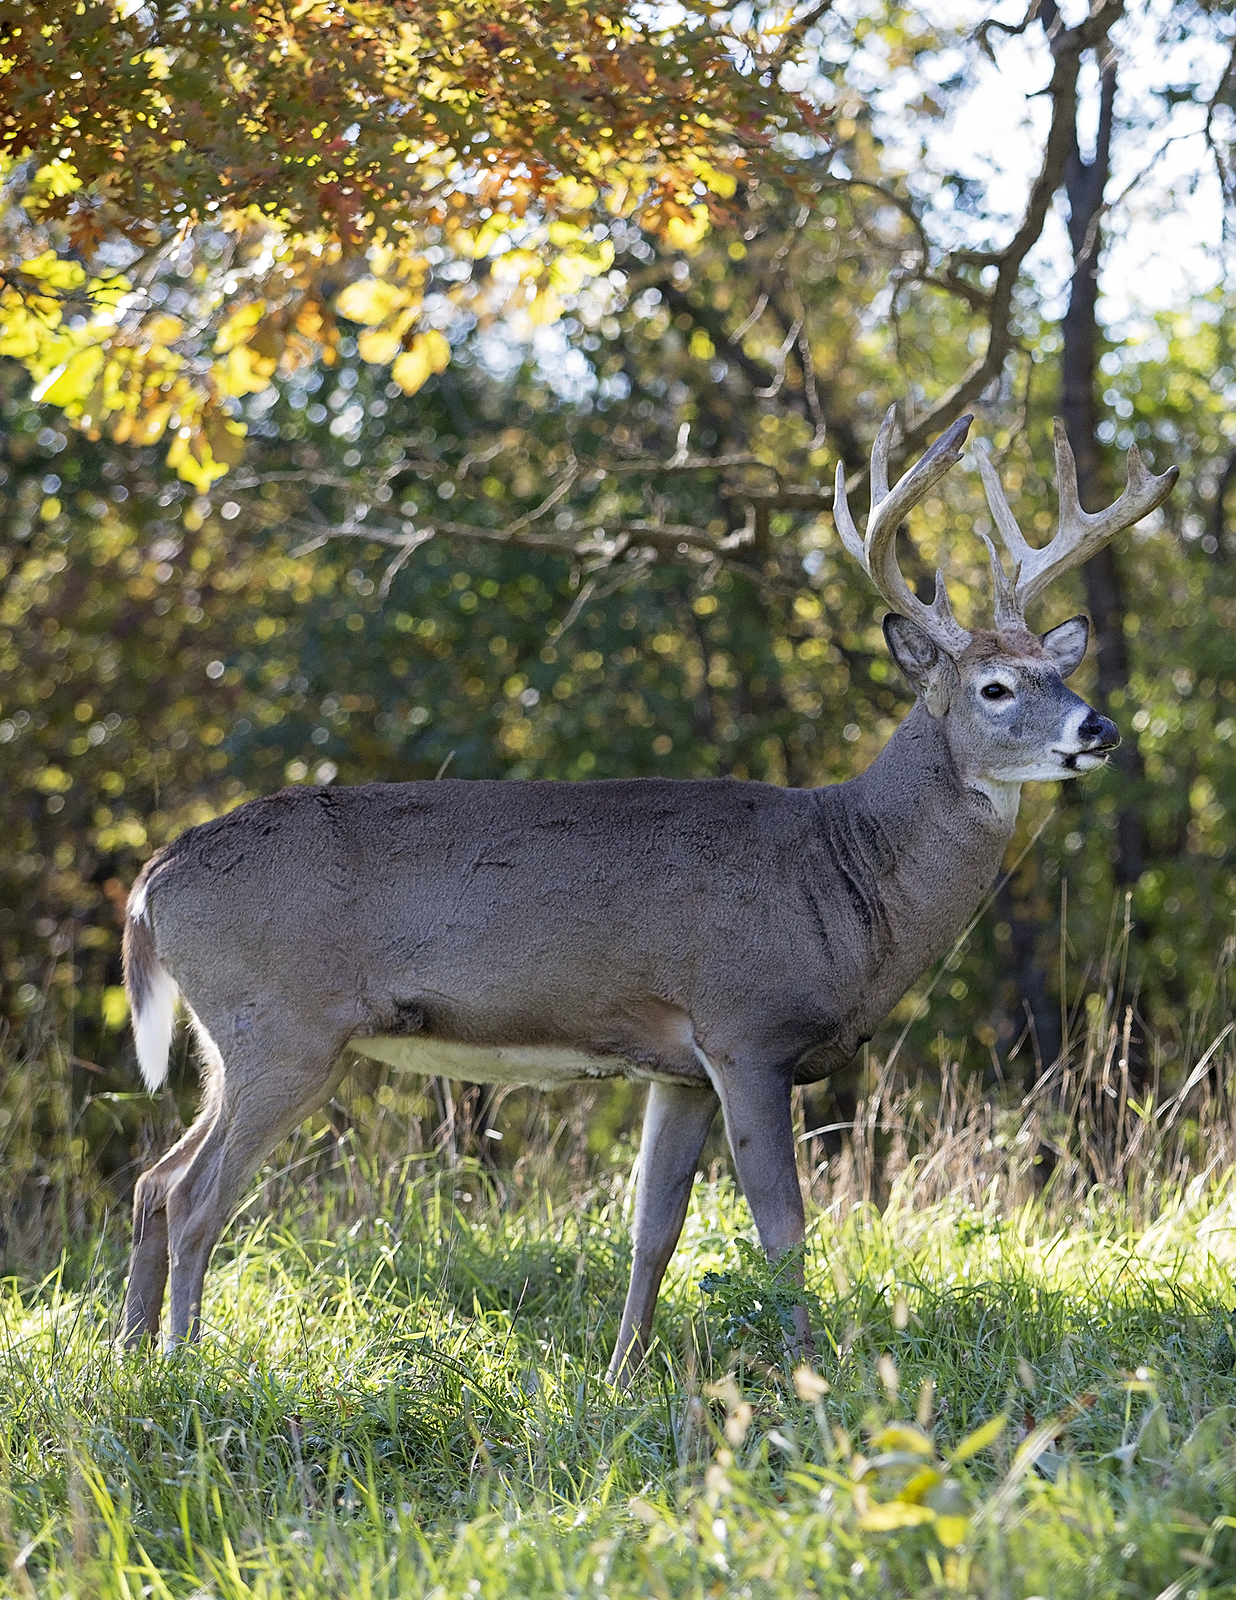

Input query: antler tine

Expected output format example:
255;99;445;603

984;420;1179;623
832;412;974;657
974;441;1033;632
977;530;1023;632
870;404;896;507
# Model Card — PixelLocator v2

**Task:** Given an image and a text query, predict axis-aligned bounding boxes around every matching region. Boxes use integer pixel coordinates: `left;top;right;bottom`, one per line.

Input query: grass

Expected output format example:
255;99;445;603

5;930;1236;1598
3;1131;1236;1597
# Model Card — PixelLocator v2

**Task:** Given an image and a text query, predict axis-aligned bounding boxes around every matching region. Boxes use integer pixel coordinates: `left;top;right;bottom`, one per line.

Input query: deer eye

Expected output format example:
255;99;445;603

981;682;1012;701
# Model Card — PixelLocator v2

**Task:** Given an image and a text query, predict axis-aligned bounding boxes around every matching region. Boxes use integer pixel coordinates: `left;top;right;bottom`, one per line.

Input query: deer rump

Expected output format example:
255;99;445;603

125;773;934;1099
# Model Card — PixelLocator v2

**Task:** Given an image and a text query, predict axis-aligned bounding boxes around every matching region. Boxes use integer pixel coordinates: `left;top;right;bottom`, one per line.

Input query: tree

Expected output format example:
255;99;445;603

0;0;825;484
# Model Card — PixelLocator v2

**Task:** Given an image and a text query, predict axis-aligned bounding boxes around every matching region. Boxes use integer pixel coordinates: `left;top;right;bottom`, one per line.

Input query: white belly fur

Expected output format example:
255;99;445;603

349;1036;635;1089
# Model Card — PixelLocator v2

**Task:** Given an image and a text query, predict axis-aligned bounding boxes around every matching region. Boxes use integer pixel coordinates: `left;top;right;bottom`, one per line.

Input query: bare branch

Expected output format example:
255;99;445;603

898;0;1126;459
551;575;597;641
601;452;778;476
754;311;805;399
501;457;581;537
761;0;839;71
378;527;437;597
973;0;1042;62
797;324;829;452
729;291;770;345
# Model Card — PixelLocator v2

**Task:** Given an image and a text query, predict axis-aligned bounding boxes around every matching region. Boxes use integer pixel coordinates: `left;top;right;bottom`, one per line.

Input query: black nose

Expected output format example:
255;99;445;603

1079;709;1120;750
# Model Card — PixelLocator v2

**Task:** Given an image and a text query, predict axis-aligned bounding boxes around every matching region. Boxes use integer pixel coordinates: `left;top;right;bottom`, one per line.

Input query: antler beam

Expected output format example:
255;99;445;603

834;408;974;657
976;420;1179;629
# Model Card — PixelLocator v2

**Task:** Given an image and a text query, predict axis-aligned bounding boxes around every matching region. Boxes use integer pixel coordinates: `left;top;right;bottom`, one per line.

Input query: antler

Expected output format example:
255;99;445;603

833;407;974;657
975;420;1179;629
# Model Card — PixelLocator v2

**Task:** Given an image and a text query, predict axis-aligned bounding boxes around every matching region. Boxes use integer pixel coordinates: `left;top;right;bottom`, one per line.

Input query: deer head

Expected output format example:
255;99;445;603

833;409;1178;807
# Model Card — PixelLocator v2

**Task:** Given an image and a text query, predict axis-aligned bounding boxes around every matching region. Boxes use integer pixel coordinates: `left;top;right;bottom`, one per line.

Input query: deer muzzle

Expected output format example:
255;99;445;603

1056;708;1120;772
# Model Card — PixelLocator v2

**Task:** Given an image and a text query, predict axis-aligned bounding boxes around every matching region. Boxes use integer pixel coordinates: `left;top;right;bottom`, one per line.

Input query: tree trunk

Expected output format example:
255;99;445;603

1057;26;1145;888
1001;5;1134;1079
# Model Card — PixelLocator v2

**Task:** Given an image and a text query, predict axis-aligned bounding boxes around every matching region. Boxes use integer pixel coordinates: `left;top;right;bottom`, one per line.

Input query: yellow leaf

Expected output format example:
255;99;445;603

0;300;44;358
548;239;614;296
934;1515;970;1549
898;1466;943;1503
32;160;81;199
32;345;104;407
552;178;599;211
948;1414;1008;1464
128;400;175;446
868;1425;935;1457
101;986;130;1031
336;276;413;326
142;313;186;347
214;302;266;354
358;326;404;365
665;207;710;250
356;305;418;366
856;1501;936;1531
471;215;517;258
685;156;738;199
220;343;277;397
390;330;450;394
490;248;542;284
166;423;232;490
526;287;563;326
547;219;589;248
86;273;131;313
19;249;86;291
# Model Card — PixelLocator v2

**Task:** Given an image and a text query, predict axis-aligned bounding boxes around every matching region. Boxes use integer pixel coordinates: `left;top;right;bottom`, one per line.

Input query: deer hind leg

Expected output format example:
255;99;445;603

608;1079;718;1387
122;1097;221;1347
162;1026;348;1344
695;1046;813;1356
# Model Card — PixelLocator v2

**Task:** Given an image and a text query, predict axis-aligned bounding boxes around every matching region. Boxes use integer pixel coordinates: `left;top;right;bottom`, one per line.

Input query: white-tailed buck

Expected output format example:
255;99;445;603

122;410;1176;1380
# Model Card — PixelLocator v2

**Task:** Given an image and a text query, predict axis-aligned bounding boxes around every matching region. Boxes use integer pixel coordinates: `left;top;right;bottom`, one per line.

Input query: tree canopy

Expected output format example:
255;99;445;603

0;0;823;484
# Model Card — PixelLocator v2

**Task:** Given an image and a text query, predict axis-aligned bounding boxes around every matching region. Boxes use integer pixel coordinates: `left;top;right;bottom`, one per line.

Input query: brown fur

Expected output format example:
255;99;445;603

120;892;157;1015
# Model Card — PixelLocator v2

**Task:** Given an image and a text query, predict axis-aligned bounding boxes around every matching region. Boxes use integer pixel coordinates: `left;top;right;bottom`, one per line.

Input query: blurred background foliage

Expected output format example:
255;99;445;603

2;0;1236;1247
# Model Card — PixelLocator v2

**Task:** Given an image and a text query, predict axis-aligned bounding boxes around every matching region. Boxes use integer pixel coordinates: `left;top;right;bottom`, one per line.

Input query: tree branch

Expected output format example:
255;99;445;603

897;0;1126;458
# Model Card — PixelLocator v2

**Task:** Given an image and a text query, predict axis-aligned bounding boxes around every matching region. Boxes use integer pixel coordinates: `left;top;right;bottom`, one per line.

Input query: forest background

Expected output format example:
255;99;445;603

2;0;1236;1228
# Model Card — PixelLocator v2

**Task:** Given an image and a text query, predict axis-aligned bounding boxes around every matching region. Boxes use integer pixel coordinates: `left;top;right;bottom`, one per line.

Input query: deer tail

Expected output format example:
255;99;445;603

122;868;178;1092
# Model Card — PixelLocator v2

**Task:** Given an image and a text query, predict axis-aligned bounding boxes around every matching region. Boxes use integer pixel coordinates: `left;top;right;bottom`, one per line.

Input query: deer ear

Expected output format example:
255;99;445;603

1039;614;1089;678
884;614;957;716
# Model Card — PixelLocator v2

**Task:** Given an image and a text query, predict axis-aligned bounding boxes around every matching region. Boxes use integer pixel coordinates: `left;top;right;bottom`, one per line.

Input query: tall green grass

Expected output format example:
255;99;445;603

3;1130;1236;1593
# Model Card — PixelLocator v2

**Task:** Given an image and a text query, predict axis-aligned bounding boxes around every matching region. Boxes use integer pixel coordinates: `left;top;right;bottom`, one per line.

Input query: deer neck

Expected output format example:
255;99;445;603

816;701;1017;974
854;698;1020;839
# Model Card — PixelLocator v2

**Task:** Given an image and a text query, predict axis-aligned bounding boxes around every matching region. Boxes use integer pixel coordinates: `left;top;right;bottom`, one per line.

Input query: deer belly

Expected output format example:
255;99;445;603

349;1036;632;1088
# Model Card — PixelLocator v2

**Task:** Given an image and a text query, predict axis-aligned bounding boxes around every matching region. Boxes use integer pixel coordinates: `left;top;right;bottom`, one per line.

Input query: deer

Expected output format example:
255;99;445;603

120;409;1176;1383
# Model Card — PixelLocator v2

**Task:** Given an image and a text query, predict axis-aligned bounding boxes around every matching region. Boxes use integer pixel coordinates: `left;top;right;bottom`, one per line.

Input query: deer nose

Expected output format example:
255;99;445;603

1079;708;1120;750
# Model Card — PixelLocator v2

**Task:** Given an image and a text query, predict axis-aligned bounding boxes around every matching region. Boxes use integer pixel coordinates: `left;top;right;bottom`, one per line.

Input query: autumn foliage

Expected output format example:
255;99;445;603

0;1;821;484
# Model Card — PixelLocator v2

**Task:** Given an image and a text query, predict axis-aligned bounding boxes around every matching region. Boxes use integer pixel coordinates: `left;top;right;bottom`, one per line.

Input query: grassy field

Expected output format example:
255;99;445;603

4;1025;1236;1597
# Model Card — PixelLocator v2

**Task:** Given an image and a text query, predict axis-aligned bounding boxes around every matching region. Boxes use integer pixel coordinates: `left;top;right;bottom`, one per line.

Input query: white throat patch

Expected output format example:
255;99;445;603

969;777;1023;827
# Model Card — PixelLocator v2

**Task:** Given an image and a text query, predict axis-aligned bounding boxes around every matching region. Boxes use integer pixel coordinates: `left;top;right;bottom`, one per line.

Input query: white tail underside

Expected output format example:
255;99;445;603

133;959;178;1091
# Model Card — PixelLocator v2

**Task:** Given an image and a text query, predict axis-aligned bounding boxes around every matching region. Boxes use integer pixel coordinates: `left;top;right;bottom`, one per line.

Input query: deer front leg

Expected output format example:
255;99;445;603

608;1079;718;1387
698;1048;812;1357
